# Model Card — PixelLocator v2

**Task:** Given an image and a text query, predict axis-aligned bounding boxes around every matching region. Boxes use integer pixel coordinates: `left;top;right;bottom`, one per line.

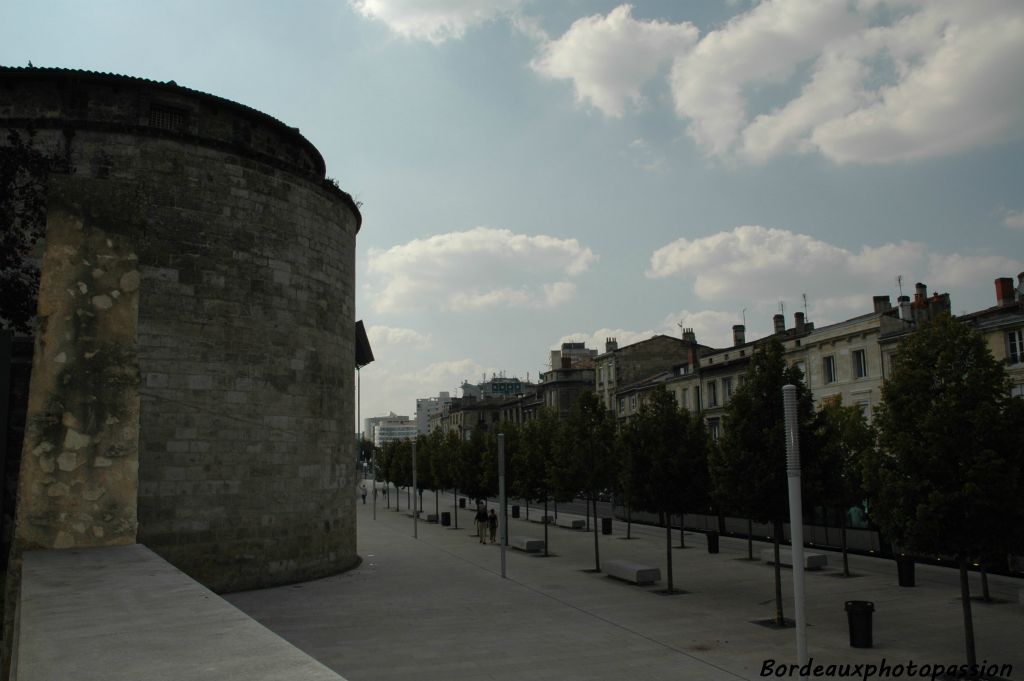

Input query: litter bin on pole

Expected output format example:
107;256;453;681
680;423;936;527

441;512;451;527
845;601;874;648
706;531;720;554
511;505;520;519
896;556;915;587
601;517;612;535
459;497;466;509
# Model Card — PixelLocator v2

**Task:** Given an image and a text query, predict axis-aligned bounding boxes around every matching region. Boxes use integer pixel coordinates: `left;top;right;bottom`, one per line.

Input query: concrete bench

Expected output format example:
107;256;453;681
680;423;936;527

760;548;828;570
557;518;585;530
509;535;545;552
426;514;439;523
604;559;661;585
531;515;554;525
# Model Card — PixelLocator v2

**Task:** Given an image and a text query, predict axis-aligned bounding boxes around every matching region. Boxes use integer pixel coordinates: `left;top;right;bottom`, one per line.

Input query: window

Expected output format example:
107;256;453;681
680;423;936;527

853;349;868;378
1011;384;1024;399
823;355;837;383
1008;329;1024;364
617;398;624;414
630;395;637;410
708;418;721;441
722;377;733;402
793;361;807;384
707;380;718;407
679;388;688;410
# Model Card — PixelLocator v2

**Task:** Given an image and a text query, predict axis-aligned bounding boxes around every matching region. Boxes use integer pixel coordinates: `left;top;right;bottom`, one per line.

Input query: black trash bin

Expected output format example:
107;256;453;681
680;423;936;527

459;497;466;509
601;517;612;535
441;512;451;527
896;556;915;587
511;505;520;518
845;601;874;648
707;531;720;554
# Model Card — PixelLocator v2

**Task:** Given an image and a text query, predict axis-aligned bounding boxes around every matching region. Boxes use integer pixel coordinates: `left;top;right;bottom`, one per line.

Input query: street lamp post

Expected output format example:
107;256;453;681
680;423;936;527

783;384;808;675
498;433;507;579
412;440;418;539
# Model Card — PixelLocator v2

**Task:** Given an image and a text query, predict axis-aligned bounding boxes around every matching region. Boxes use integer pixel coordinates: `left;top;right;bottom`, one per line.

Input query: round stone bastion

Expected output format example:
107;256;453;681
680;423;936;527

2;67;362;591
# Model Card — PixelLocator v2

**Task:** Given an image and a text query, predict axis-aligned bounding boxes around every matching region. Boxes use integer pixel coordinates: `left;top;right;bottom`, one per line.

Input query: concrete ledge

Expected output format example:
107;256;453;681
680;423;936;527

557;518;585;530
509;536;545;552
760;548;828;570
15;544;347;681
604;560;660;585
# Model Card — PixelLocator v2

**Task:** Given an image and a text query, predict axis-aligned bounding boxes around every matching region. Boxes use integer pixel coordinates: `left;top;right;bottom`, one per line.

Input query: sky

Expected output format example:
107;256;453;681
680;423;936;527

3;0;1023;427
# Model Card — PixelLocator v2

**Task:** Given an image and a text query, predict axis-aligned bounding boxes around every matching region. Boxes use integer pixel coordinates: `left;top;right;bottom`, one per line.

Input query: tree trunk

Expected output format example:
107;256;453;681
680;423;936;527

453;487;459;529
586;496;590;531
773;520;785;626
627;504;632;540
841;510;850;577
666;523;674;594
980;564;991;602
543;497;549;557
679;514;686;548
434;489;439;517
526;500;529;521
748;518;754;560
592;496;601;572
958;556;978;669
395;484;400;511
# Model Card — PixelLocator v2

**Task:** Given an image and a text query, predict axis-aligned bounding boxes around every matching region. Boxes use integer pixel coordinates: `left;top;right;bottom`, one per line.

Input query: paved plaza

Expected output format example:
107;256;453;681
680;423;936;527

227;487;1023;681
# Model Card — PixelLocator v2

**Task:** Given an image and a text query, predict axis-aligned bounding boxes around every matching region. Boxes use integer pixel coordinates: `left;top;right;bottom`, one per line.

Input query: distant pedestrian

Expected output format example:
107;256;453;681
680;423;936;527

488;509;498;544
475;505;488;544
360;484;367;504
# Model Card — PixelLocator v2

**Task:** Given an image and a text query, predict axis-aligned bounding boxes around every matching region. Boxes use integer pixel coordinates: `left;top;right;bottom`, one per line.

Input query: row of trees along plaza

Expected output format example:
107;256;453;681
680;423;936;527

369;316;1024;671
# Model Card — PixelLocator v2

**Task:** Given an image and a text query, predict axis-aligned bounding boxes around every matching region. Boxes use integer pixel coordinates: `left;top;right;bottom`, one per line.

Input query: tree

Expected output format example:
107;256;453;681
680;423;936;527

1;128;62;333
628;389;710;593
865;314;1024;669
709;338;820;626
551;391;616;571
514;408;560;555
815;399;874;577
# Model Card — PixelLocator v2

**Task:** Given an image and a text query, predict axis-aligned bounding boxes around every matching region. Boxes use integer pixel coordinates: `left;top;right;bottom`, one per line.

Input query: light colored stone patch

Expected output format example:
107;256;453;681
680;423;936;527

92;294;113;310
77;281;88;294
92;268;105;279
39;456;56;474
119;270;140;292
83;487;106;501
54;531;75;548
62;411;82;430
47;483;70;497
54;352;67;364
57;451;79;471
111;290;121;299
92;526;105;538
32;442;55;456
84;349;99;359
63;429;92;450
94;456;112;468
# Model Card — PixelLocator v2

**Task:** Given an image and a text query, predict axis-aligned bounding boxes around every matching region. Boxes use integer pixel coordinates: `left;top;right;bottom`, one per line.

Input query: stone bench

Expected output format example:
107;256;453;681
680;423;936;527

603;559;661;585
760;548;828;570
509;535;545;552
557;518;585;530
530;515;554;525
426;514;439;523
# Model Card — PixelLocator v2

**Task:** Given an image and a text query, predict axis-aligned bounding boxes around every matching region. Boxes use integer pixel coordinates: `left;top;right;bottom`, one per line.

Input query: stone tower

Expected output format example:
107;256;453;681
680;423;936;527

1;67;361;591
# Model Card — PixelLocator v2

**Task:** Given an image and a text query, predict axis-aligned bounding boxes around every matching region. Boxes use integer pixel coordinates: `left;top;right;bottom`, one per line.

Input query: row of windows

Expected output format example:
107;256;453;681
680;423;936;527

820;348;869;384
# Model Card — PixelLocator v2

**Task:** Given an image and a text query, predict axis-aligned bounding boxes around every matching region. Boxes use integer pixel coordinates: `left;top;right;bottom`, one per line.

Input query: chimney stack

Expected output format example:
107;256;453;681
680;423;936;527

773;314;785;335
996;277;1015;307
605;337;618;353
732;324;745;346
897;295;911;320
681;327;696;343
794;312;805;333
913;282;928;307
872;295;892;313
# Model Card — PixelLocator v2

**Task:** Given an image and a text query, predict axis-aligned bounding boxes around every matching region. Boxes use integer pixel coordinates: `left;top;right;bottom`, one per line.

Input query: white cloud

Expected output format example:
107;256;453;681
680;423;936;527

1001;209;1024;230
349;0;523;44
531;4;698;117
647;224;1022;313
366;227;596;313
669;0;1024;163
367;325;431;347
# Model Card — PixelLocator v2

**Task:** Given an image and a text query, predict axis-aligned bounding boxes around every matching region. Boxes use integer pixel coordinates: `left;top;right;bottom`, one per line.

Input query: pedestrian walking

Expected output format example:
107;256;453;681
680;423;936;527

475;504;488;544
488;509;498;544
360;484;367;504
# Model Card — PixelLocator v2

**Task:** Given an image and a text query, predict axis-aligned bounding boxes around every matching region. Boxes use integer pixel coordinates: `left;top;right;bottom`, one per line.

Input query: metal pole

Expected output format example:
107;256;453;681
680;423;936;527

783;384;808;675
412;441;418;539
498;433;507;579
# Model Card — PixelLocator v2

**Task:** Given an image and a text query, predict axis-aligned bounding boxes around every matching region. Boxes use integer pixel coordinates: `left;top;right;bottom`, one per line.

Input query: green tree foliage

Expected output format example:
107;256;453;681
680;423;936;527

865;314;1024;667
625;389;710;592
815;399;874;576
514;407;560;553
709;338;820;624
551;391;616;571
1;129;61;333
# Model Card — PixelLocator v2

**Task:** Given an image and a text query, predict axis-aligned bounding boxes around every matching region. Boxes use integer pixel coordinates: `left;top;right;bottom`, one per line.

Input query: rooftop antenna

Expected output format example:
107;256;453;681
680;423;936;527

802;293;808;319
896;274;904;297
779;300;785;316
677;320;685;338
742;308;747;327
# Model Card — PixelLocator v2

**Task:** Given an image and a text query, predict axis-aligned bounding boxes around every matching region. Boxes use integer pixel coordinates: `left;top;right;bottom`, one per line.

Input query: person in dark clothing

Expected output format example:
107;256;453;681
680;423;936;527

488;509;498;544
475;505;488;544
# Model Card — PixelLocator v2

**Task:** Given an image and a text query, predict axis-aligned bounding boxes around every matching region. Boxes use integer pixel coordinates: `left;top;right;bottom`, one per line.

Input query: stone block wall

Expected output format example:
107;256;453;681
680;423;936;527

2;67;361;592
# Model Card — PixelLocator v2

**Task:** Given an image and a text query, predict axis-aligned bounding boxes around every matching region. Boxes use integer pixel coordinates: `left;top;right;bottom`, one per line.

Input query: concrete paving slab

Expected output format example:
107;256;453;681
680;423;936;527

227;488;1023;681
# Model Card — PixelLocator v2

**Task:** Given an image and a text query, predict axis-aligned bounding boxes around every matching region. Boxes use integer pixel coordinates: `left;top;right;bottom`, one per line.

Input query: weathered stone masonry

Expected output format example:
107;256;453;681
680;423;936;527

1;67;362;591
